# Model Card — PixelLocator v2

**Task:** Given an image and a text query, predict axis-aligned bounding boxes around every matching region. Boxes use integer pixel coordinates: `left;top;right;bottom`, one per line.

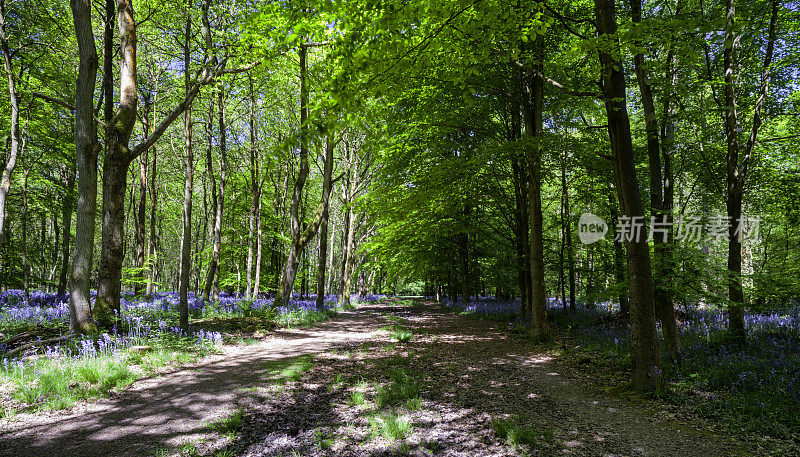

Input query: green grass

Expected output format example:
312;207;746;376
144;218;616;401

265;355;315;385
380;319;413;343
369;411;413;442
349;390;366;406
5;354;136;412
208;408;244;436
349;379;370;406
390;329;413;343
0;329;222;418
376;368;420;408
314;428;335;449
491;415;553;449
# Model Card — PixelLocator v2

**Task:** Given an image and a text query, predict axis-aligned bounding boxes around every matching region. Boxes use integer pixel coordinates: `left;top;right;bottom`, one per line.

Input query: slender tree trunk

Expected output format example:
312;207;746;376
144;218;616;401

276;45;309;307
58;167;75;295
68;0;100;334
134;151;147;296
0;0;21;252
559;171;566;311
629;0;680;362
254;191;263;298
341;199;357;306
327;215;337;294
133;89;156;298
596;0;662;391
608;187;629;315
338;198;350;298
178;15;193;330
246;189;256;299
145;138;158;299
202;94;219;302
565;163;576;311
316;133;335;308
722;0;778;342
22;167;29;304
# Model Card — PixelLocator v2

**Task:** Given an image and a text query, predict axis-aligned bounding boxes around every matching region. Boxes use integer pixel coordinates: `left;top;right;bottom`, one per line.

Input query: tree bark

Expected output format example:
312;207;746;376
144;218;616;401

722;0;778;342
339;140;358;307
510;68;531;318
178;13;193;330
0;0;21;252
68;0;100;334
276;44;310;307
629;0;680;363
94;0;139;326
608;187;629;315
245;74;260;300
523;42;548;341
145;131;158;299
202;91;222;302
58;166;75;295
595;0;662;391
133;92;151;296
315;133;336;308
341;190;357;306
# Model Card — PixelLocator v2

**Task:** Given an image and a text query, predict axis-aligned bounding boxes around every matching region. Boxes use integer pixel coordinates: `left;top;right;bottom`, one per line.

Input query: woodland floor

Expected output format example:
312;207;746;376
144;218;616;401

0;300;769;456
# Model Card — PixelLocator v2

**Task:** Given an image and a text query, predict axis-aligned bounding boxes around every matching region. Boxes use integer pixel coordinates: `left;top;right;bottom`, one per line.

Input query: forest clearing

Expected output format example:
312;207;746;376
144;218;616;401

0;0;799;455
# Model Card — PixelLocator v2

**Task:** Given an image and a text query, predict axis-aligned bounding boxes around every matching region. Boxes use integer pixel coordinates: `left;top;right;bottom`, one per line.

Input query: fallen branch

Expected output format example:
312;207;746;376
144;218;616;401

3;335;71;360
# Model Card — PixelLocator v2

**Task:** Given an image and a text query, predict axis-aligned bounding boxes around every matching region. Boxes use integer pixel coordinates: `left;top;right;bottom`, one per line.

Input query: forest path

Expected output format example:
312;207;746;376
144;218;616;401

0;306;387;457
0;300;750;456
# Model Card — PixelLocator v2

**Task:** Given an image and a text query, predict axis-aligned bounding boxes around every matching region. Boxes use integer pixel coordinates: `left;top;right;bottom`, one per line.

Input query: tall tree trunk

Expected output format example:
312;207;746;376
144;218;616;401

341;196;357;307
596;0;662;391
564;159;576;311
95;0;139;326
202;93;218;302
145;135;158;299
339;141;358;307
524;44;548;340
510;68;531;318
315;133;336;308
68;0;100;334
722;0;778;342
0;0;21;252
58;166;75;295
178;14;193;330
245;75;260;300
134;151;147;296
276;45;310;308
245;190;256;299
338;198;350;298
326;214;337;295
254;189;263;298
133;90;155;297
21;166;29;304
629;0;680;363
608;187;629;315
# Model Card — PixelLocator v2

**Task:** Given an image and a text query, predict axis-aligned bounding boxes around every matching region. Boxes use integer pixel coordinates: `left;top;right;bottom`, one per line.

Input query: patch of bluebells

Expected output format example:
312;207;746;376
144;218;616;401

0;290;380;367
442;296;522;318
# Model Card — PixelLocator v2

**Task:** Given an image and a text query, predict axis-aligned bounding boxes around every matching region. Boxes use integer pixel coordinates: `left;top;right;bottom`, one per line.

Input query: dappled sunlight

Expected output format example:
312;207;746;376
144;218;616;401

0;300;750;456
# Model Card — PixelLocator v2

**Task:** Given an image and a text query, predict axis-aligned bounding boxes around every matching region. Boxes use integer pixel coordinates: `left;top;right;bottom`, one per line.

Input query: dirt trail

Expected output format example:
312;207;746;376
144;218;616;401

0;309;386;457
0;301;749;457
